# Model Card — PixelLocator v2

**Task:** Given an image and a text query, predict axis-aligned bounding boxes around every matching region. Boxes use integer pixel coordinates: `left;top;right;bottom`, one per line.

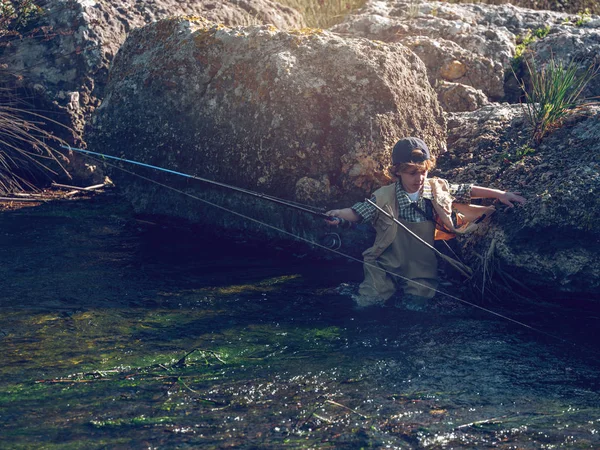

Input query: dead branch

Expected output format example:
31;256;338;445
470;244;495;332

0;196;46;202
51;182;107;191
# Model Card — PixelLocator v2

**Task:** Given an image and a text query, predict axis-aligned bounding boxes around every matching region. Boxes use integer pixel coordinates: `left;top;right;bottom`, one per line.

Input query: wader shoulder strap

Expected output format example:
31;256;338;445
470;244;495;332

410;200;434;222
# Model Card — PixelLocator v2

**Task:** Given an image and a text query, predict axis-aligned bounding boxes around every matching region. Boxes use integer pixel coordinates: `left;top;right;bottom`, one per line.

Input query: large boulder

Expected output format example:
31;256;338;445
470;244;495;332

439;104;600;298
85;17;445;249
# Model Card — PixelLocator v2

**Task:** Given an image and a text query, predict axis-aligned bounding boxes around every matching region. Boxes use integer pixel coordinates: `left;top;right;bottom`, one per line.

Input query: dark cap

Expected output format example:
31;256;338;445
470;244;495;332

391;137;431;164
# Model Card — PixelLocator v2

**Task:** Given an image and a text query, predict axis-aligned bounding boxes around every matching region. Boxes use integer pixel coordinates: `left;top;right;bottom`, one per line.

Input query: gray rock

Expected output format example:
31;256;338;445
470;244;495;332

1;0;305;142
440;103;600;297
331;0;600;110
437;81;489;112
402;35;504;101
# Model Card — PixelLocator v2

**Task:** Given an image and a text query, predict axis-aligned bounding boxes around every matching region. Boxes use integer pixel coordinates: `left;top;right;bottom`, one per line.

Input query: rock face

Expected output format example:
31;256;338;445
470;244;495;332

1;0;305;145
439;104;600;297
331;0;600;111
6;0;600;182
530;27;600;100
86;17;445;247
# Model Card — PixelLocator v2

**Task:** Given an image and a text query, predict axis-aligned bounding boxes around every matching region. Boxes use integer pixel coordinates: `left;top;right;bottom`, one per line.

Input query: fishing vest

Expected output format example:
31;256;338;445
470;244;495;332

428;177;496;241
362;178;495;261
362;184;399;262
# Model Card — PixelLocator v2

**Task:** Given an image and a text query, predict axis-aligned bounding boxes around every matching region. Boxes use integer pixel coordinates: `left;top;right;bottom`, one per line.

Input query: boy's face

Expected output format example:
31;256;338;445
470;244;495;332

398;166;427;194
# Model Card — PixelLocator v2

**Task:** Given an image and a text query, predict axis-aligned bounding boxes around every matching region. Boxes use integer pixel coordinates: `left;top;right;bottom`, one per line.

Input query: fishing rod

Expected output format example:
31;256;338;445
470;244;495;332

61;145;353;229
62;146;476;271
62;146;587;348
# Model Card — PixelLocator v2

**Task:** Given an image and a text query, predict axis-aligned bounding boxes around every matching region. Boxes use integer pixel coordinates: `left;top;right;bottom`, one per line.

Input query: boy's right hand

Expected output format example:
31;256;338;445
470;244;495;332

324;211;348;228
324;208;359;228
324;211;342;226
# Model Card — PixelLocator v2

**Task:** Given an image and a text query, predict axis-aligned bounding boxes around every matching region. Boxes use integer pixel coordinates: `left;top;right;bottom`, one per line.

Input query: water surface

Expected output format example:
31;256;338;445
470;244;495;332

1;194;599;449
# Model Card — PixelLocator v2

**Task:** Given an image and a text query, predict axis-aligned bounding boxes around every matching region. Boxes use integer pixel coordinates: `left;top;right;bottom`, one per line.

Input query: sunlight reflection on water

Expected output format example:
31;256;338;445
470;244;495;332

1;198;599;448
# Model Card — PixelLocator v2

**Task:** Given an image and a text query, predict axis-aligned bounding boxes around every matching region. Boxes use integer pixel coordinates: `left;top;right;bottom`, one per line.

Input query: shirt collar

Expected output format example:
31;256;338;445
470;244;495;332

396;179;433;200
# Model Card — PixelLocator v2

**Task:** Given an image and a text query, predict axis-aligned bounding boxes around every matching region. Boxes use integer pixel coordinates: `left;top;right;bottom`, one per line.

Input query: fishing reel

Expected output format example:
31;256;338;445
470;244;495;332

319;217;352;250
320;232;342;250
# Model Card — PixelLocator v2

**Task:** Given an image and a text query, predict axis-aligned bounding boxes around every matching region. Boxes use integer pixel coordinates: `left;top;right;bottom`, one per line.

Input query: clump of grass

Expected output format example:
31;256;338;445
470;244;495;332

518;58;599;145
278;0;367;28
0;90;71;194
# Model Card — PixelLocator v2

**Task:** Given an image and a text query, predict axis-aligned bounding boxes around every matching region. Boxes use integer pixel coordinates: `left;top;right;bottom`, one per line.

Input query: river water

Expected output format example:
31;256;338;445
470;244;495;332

1;193;599;449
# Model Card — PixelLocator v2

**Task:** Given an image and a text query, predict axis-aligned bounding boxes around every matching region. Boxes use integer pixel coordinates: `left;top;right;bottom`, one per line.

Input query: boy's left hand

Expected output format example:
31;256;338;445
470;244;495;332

498;192;526;207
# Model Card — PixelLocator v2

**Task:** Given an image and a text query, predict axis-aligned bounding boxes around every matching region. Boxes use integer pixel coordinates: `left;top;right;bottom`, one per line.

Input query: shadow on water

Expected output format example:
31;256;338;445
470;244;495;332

1;194;600;449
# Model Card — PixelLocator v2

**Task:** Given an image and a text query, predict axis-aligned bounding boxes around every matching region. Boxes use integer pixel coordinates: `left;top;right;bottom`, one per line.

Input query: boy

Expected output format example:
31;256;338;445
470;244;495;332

326;137;526;310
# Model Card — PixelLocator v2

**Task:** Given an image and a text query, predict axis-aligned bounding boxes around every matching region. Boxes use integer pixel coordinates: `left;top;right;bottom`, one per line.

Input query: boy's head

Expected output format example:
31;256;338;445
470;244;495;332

389;137;436;177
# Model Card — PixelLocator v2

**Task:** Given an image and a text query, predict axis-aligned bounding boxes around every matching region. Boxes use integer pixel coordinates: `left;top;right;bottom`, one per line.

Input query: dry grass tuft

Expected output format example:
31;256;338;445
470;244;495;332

0;87;71;195
278;0;367;29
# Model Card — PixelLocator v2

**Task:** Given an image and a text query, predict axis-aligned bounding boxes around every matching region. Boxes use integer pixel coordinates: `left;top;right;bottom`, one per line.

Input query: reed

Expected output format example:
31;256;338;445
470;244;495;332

519;58;599;145
0;92;70;194
278;0;367;28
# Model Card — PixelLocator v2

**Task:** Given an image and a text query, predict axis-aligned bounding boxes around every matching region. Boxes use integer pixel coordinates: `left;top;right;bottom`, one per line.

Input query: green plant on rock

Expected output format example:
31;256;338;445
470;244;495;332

533;25;551;39
574;8;591;26
511;26;551;71
562;8;591;26
518;58;599;145
0;0;43;37
501;144;536;165
516;144;536;158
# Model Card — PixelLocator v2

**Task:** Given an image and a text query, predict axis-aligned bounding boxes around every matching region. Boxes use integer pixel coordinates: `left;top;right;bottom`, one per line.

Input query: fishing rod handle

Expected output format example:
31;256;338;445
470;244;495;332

329;216;353;230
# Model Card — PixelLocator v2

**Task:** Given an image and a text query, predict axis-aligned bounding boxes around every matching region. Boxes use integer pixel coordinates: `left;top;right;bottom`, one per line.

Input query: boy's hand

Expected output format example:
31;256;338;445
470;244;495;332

324;208;360;227
498;192;526;208
325;210;342;226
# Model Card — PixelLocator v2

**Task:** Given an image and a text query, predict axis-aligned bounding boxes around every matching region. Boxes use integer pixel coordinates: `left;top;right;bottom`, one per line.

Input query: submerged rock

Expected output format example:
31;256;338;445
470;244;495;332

86;17;445;251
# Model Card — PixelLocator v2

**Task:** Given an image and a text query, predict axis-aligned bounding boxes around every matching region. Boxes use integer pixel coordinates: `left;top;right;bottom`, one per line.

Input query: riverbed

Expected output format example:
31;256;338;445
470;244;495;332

1;193;599;449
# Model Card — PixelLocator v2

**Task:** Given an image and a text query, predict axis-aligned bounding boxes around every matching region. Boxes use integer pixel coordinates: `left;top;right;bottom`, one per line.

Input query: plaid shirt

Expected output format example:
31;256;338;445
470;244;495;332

352;179;472;224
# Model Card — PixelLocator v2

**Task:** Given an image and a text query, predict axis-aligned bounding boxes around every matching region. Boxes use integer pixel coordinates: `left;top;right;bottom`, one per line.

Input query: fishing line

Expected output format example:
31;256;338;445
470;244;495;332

61;146;328;218
71;149;570;345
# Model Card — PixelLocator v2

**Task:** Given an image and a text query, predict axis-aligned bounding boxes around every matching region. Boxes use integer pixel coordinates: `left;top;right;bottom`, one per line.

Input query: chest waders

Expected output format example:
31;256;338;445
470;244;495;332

358;218;438;302
355;183;439;305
